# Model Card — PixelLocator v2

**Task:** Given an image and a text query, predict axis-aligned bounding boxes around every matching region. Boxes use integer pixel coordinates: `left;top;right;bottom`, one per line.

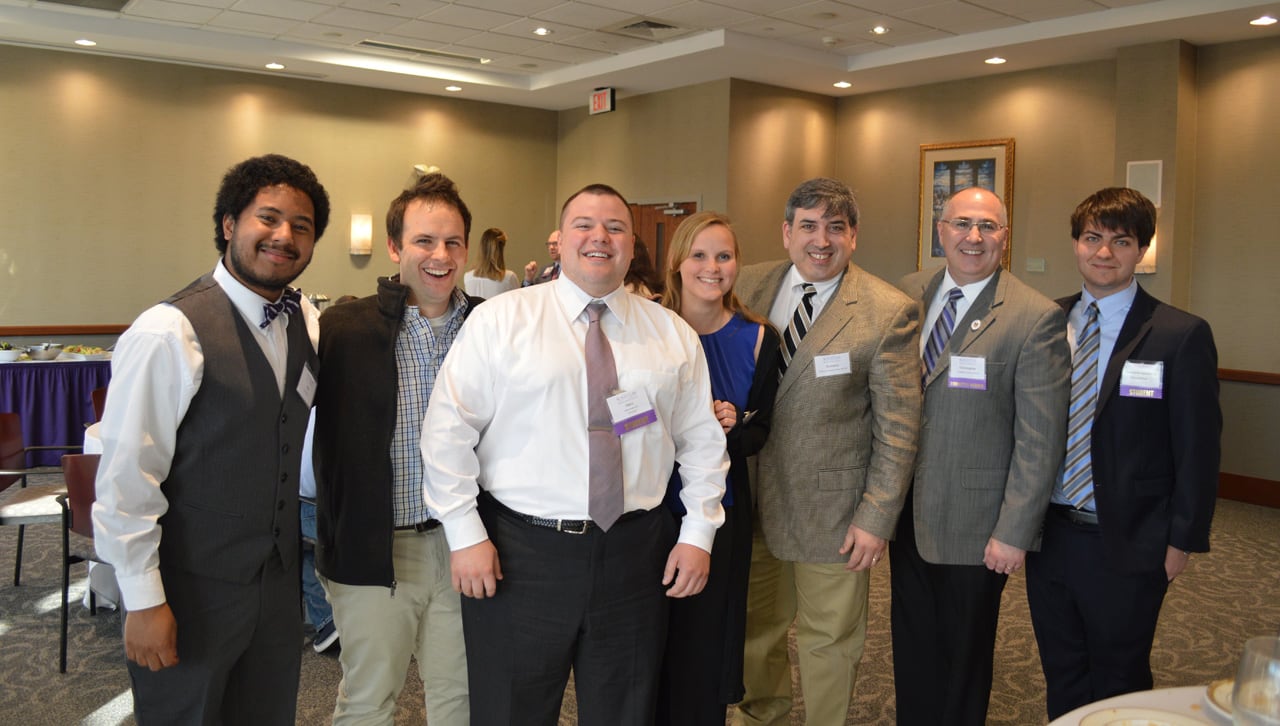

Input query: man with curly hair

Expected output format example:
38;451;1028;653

93;154;329;723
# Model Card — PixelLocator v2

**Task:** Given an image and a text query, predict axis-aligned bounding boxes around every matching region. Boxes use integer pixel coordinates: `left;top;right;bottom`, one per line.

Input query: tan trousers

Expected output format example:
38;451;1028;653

734;528;870;726
323;529;468;726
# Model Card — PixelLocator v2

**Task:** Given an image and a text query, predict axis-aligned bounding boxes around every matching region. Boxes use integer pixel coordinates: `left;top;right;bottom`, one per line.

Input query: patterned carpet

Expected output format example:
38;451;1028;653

1;476;1275;725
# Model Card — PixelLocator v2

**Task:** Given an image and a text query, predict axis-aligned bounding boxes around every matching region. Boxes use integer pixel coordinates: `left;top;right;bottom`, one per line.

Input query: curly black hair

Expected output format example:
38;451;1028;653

212;154;331;253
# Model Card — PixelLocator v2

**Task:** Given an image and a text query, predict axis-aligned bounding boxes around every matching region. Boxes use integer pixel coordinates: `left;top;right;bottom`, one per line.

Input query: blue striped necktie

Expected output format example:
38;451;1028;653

778;283;816;381
921;287;964;385
1061;302;1101;509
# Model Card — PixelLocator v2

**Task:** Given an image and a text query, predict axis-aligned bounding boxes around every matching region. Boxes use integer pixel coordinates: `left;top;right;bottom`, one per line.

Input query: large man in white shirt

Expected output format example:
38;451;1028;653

421;184;729;725
93;154;328;724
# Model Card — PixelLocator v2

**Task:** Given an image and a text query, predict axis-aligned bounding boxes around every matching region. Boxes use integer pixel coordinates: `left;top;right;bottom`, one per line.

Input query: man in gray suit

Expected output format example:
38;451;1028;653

891;187;1070;726
734;177;920;726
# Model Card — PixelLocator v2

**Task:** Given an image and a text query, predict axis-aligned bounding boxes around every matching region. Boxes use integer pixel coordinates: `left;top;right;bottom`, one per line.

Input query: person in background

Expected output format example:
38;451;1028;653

892;187;1070;726
422;183;729;725
312;173;480;725
625;235;664;301
1026;187;1221;719
299;411;338;654
463;227;519;298
523;229;561;286
92;153;328;723
656;211;780;725
733;177;920;726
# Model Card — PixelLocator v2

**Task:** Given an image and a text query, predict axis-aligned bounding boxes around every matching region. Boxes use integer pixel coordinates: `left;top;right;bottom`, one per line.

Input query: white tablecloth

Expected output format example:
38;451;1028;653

1049;685;1223;725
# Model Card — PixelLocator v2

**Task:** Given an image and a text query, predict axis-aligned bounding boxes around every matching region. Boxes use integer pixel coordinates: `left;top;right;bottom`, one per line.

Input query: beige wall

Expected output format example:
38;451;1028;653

726;79;837;264
0;45;557;325
834;60;1118;289
555;80;731;217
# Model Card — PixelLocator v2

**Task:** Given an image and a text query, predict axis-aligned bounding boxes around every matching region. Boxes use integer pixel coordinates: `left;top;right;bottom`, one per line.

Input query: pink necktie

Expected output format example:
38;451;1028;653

585;302;623;530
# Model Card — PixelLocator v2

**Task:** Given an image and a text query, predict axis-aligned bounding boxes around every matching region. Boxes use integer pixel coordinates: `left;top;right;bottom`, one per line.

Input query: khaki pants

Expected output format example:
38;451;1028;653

323;529;468;726
735;528;869;726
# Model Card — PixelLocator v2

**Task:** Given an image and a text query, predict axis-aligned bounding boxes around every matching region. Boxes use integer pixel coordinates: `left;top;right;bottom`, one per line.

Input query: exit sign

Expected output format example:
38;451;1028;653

589;88;615;115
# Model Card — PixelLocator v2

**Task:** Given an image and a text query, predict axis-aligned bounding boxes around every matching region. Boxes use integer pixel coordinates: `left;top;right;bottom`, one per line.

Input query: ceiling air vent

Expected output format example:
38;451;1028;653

604;17;696;42
37;0;130;11
356;40;489;65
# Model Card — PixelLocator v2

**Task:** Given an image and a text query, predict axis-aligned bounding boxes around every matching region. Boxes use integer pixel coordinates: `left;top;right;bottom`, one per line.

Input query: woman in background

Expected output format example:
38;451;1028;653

625;235;664;301
657;211;780;725
463;227;519;297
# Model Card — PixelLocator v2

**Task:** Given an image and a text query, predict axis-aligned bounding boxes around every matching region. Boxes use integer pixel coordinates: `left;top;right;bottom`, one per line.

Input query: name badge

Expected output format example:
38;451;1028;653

297;364;317;407
1120;360;1164;399
814;353;852;378
606;389;657;435
948;355;987;391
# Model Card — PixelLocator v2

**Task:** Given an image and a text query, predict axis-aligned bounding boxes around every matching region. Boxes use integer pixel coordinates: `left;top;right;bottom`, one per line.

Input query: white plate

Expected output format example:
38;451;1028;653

1204;679;1233;723
63;352;110;361
1079;707;1206;726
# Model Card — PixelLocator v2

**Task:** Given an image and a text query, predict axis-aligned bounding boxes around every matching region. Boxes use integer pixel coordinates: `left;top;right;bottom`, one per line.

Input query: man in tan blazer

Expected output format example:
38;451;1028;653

891;187;1070;726
734;178;920;726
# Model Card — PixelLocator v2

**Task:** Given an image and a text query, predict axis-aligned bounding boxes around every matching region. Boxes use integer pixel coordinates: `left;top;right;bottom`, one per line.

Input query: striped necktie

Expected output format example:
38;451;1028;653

1060;302;1101;509
921;287;964;385
779;283;817;380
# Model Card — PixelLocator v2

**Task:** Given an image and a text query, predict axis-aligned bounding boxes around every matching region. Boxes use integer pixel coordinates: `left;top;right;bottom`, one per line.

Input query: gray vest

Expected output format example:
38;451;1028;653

159;274;315;583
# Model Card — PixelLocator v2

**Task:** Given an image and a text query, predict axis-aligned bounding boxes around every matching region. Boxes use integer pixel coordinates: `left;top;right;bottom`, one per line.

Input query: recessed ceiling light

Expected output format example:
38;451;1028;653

533;27;552;36
870;25;890;35
833;81;852;89
265;62;285;70
479;58;491;64
74;39;96;47
1250;15;1277;26
985;56;1007;65
445;85;462;92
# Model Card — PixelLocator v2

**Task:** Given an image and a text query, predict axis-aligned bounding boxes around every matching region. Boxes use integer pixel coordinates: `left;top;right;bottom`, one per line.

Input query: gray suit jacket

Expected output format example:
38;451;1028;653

739;261;920;563
898;267;1070;565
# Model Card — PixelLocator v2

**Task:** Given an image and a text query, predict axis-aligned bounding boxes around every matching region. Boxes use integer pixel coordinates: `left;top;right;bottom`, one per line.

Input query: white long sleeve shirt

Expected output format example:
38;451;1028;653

91;262;319;610
421;277;728;553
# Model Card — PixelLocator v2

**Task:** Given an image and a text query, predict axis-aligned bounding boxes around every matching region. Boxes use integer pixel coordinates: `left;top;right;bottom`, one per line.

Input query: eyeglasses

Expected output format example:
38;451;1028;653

940;219;1006;235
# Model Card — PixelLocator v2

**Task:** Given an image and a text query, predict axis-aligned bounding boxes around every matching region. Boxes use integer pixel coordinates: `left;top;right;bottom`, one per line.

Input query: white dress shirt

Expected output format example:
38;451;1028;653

421;276;729;554
92;262;319;610
766;265;844;333
918;268;997;356
463;270;519;298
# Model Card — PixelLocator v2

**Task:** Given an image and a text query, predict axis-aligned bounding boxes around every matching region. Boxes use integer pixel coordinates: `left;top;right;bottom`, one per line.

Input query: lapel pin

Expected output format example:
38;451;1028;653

970;320;981;331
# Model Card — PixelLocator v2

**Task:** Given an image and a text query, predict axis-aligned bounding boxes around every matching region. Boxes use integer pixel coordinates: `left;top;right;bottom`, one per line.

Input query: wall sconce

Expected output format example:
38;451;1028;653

350;213;373;256
1136;233;1157;275
1126;160;1162;275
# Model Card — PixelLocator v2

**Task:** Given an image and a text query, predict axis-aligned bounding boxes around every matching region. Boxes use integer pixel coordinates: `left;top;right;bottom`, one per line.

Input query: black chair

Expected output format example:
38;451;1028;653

0;412;81;585
57;453;103;673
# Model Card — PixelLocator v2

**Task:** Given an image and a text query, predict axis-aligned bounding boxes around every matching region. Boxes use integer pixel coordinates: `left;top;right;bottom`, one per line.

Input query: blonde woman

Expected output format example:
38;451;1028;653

463;227;518;297
657;211;780;725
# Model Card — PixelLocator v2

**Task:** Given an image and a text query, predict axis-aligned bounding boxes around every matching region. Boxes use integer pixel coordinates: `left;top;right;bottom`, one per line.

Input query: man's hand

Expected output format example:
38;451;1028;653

839;523;886;571
523;261;539;283
1164;545;1190;582
983;537;1026;575
662;543;710;598
124;603;179;671
713;400;737;434
451;540;503;599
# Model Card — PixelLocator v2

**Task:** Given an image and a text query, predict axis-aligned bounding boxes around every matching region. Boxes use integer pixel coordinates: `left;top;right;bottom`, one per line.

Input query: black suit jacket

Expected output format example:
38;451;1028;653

1058;284;1220;573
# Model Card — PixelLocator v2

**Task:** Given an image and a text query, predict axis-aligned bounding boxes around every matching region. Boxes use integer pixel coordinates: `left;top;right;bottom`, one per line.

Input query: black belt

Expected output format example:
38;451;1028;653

506;507;652;535
394;519;441;532
1049;504;1099;526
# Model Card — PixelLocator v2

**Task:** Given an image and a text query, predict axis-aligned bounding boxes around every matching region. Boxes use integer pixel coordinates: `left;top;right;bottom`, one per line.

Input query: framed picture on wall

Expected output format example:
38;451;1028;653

918;138;1015;271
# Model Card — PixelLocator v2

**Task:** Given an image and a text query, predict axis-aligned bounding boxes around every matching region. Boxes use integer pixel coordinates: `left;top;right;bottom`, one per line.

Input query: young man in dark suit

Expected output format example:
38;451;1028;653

1026;187;1221;719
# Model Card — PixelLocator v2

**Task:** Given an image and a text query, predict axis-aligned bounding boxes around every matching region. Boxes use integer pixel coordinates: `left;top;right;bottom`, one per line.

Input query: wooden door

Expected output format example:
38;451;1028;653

630;201;698;270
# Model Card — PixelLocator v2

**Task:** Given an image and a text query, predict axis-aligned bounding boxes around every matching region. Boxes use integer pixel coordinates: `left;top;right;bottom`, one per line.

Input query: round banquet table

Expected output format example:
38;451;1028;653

1049;685;1223;725
0;359;112;466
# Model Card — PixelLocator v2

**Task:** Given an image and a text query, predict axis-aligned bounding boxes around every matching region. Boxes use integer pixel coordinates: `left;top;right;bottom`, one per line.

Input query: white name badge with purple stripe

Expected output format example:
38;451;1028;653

606;390;657;435
1120;360;1164;399
948;355;988;391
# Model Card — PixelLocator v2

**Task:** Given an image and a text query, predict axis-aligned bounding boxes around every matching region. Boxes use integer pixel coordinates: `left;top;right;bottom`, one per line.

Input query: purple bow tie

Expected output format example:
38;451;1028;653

260;288;302;329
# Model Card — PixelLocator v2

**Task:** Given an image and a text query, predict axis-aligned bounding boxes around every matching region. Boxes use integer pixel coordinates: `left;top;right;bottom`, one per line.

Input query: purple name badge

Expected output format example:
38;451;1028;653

947;355;988;391
607;389;658;435
613;409;658;435
1120;360;1164;399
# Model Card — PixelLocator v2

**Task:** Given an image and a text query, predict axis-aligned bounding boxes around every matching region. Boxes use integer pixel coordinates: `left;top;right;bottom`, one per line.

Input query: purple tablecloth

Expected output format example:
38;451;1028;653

0;360;112;466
